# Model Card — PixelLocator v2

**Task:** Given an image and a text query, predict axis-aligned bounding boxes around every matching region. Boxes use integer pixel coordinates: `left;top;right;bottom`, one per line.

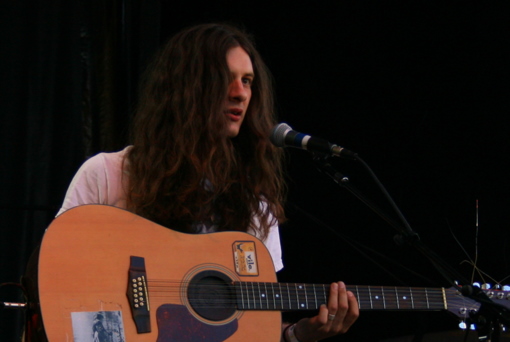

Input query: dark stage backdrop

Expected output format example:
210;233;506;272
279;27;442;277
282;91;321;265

1;1;509;341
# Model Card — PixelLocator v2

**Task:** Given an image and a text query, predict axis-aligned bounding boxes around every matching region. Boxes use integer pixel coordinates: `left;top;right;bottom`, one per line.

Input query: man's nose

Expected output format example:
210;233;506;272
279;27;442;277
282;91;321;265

228;80;247;102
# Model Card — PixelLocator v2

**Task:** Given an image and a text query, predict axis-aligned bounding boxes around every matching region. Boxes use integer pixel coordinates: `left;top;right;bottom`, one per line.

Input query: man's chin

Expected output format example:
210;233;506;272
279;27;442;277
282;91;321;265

226;123;242;138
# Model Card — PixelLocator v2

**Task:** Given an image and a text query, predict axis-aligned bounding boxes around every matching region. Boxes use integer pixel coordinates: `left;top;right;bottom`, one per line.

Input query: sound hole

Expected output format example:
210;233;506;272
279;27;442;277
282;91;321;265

187;270;236;321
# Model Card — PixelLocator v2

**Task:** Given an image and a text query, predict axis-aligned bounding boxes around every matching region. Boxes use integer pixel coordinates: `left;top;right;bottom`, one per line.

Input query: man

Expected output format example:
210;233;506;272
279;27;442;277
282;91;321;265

57;23;359;341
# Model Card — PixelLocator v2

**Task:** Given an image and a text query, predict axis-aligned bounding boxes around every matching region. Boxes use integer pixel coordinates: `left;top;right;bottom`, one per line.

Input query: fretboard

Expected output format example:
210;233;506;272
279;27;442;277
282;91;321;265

234;282;447;312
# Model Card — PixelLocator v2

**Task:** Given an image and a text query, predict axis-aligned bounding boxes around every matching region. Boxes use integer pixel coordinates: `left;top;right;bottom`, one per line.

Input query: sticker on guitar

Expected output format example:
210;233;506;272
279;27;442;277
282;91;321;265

71;310;125;342
233;241;259;276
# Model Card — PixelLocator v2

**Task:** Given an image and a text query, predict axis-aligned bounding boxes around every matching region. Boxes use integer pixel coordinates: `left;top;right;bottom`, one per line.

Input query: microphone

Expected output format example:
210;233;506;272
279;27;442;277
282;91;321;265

270;123;357;159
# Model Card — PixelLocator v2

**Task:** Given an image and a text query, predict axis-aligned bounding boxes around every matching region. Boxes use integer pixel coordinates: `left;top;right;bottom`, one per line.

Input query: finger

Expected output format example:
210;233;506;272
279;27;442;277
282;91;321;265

343;291;360;329
331;282;349;321
316;303;330;325
327;282;339;316
333;291;360;334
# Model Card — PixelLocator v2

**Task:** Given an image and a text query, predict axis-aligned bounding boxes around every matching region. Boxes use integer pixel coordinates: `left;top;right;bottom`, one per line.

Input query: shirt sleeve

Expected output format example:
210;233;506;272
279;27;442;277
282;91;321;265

249;203;284;273
264;220;284;272
56;154;110;217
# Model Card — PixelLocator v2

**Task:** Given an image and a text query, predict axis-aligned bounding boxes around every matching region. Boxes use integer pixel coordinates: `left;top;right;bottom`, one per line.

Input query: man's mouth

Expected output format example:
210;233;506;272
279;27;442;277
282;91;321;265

226;109;242;121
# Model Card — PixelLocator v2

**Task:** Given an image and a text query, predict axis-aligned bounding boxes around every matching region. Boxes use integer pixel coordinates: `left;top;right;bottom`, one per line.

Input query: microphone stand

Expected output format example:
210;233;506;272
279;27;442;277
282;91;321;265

312;154;418;245
312;153;510;341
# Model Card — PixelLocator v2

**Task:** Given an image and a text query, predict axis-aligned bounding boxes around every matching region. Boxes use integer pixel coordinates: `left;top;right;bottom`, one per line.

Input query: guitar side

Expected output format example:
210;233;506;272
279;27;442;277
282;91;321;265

38;205;282;341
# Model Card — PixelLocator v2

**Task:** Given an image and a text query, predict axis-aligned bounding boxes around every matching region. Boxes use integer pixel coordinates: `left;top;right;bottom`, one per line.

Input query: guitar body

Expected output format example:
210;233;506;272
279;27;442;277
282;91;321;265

38;205;281;341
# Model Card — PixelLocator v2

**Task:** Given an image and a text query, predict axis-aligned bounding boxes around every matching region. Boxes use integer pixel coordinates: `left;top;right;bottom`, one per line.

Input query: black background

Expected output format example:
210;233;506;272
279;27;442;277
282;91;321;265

1;1;509;341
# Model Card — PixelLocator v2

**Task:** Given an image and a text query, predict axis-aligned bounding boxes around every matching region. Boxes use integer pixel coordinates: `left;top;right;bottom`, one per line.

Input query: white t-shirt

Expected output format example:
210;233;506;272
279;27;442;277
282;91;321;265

58;146;284;272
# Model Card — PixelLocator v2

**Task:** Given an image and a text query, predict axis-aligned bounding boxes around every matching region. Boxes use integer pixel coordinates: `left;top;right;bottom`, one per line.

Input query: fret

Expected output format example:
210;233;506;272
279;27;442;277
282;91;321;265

354;285;372;310
286;283;292;309
368;286;373;309
369;286;386;310
302;284;309;309
242;282;252;309
423;287;441;310
430;288;446;310
241;282;246;309
243;282;250;309
355;286;360;309
396;287;413;310
276;283;283;310
302;284;322;309
411;287;425;310
382;286;397;310
250;282;257;309
239;282;246;310
235;282;244;309
294;284;299;309
295;283;308;309
309;284;320;309
267;283;276;310
257;283;267;309
323;284;328;307
382;286;386;309
253;283;258;308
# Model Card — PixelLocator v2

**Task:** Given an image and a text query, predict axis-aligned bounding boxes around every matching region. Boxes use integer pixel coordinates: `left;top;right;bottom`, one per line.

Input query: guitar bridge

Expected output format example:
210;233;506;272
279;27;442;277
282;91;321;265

127;256;151;333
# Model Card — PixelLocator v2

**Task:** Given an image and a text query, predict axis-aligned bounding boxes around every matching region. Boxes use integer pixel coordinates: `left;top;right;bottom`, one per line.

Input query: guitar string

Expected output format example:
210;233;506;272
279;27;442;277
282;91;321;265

145;281;467;298
146;281;452;299
142;300;482;312
143;292;480;311
133;281;488;311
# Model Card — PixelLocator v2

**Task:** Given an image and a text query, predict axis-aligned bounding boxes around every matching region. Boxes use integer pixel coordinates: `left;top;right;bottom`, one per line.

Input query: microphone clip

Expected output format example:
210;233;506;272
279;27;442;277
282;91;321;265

313;153;350;185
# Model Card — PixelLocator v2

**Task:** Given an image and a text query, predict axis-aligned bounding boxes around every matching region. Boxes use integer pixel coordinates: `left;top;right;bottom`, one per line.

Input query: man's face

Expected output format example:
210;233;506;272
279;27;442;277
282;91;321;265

224;46;254;138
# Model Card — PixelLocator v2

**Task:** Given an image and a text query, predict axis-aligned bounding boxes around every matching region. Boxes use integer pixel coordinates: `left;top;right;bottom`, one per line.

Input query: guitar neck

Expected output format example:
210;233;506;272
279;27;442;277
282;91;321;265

235;282;447;312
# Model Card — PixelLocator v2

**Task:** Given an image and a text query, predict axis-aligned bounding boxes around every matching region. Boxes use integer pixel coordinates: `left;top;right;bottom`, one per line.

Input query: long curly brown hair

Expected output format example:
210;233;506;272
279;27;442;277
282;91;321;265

125;23;286;239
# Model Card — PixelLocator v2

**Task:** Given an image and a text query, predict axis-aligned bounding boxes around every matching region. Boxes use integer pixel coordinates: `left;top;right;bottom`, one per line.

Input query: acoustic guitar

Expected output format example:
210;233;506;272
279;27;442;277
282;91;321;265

36;205;508;341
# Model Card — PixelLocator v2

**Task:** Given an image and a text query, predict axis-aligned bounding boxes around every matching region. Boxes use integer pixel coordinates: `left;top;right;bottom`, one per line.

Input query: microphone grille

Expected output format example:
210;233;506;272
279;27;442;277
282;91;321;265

270;123;292;147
